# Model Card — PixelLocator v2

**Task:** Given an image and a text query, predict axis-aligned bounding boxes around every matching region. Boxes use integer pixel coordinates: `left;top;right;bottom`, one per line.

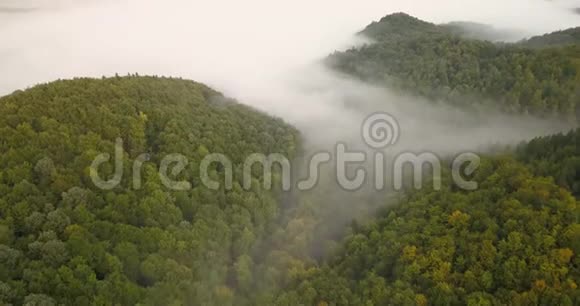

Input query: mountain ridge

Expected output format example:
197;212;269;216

328;13;580;119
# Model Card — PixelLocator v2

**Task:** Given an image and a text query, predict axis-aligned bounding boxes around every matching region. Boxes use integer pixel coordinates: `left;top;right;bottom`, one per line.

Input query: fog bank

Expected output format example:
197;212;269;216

0;0;577;154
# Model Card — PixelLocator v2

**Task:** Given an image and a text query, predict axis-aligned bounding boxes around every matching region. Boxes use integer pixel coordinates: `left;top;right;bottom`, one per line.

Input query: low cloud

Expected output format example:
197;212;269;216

0;0;576;154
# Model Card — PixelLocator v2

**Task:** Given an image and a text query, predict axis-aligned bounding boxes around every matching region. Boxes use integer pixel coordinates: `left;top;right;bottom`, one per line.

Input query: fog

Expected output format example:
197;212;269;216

2;0;579;268
0;0;577;155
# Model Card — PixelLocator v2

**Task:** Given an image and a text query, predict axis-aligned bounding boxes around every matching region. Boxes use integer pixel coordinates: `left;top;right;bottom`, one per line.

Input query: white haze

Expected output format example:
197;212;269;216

0;0;577;154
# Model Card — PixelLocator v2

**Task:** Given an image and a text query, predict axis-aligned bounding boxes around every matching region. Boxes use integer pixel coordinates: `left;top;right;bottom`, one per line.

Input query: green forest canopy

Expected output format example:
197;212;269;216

518;27;580;49
276;13;580;306
278;156;579;306
0;12;579;306
327;13;580;119
516;128;580;197
0;76;299;305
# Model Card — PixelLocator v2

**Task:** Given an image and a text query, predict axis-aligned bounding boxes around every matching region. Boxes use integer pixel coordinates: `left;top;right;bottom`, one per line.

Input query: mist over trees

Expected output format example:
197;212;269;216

277;157;579;305
0;9;578;306
327;13;580;120
519;27;580;49
274;13;580;306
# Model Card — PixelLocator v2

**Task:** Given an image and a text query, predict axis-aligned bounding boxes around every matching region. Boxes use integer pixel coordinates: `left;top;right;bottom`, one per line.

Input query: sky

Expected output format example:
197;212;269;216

0;0;577;153
0;0;578;97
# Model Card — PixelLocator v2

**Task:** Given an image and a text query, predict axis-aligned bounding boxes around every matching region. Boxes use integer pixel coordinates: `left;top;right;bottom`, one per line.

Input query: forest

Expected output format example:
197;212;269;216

277;156;579;305
327;13;580;119
0;12;578;306
519;27;580;49
0;76;300;305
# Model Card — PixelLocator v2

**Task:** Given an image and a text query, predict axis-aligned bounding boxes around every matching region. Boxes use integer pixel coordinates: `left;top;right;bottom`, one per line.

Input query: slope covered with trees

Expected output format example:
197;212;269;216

328;13;580;119
0;12;578;306
0;76;299;305
277;157;579;305
516;128;580;198
440;22;520;42
273;14;580;306
519;27;580;49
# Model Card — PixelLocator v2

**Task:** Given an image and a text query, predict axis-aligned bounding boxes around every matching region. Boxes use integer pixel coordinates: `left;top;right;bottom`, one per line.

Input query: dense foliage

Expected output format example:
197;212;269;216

274;14;580;306
328;13;580;119
0;76;299;305
519;27;580;49
0;12;578;306
516;128;580;198
277;157;579;305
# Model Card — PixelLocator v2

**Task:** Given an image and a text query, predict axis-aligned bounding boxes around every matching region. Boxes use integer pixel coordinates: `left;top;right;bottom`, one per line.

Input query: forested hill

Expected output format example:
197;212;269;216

519;27;580;48
358;13;442;42
273;13;580;306
516;128;580;197
440;22;521;42
0;12;579;306
360;14;515;43
328;13;580;119
0;76;299;305
278;156;579;305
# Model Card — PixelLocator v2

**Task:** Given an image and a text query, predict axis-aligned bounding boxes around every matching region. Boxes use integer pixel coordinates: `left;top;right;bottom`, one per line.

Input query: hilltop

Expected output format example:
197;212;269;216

519;27;580;48
0;76;299;305
328;13;580;119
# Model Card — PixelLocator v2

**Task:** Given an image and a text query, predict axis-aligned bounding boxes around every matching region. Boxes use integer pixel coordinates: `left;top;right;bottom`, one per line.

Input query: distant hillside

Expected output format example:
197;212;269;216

440;21;521;42
518;27;580;48
328;13;580;119
361;13;520;43
276;14;580;302
360;12;442;41
0;76;299;305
